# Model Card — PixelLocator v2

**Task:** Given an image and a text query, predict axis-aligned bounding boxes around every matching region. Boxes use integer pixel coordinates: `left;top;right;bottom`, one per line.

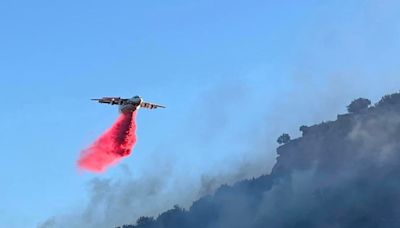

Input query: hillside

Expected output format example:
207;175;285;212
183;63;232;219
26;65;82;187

119;92;400;228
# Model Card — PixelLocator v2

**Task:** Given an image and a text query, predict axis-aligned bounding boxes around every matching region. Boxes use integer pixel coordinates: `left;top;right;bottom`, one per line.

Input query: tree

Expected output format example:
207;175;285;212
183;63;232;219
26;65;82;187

136;216;155;226
347;98;371;113
377;92;400;107
277;133;291;144
299;125;309;135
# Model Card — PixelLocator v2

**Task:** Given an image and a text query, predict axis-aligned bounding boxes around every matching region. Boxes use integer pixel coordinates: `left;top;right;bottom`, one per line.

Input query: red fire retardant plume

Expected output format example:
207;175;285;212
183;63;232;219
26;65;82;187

78;111;138;172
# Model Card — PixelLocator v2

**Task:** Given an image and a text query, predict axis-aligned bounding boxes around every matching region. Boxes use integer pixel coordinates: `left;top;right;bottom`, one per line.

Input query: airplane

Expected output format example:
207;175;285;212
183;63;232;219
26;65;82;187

91;96;165;113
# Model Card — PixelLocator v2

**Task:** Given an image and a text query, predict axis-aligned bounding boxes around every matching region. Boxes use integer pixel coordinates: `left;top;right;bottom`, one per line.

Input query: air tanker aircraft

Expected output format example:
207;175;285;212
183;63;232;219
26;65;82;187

92;96;165;113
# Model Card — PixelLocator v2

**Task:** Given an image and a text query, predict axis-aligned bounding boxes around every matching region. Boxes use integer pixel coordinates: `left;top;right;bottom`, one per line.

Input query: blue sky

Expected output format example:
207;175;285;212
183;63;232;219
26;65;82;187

1;0;400;227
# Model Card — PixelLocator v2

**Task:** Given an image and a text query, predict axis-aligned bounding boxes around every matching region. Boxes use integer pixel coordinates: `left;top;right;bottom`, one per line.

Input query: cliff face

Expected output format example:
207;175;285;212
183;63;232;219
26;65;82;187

121;92;400;228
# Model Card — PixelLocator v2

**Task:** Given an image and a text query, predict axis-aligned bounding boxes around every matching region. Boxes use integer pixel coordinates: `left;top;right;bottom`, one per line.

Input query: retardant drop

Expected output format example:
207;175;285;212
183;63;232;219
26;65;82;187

78;111;137;172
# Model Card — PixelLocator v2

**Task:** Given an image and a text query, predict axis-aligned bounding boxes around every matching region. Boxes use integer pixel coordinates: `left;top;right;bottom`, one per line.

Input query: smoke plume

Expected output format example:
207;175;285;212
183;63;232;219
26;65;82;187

78;111;138;173
111;92;400;228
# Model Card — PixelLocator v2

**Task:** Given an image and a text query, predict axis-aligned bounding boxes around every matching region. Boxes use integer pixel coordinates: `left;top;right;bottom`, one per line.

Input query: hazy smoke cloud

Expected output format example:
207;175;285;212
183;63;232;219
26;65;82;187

117;92;400;228
40;78;400;228
39;166;171;228
39;0;400;225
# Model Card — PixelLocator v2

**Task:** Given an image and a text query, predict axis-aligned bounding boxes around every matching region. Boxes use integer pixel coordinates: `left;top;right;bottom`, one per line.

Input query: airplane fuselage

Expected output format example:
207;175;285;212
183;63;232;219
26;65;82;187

92;95;165;112
119;96;143;113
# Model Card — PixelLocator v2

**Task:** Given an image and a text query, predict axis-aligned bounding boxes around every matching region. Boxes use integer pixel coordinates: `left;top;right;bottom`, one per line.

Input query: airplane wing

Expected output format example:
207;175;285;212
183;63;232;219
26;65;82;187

91;97;129;105
140;102;166;109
